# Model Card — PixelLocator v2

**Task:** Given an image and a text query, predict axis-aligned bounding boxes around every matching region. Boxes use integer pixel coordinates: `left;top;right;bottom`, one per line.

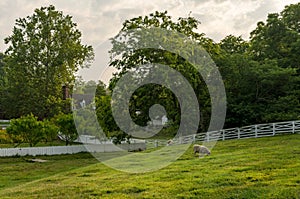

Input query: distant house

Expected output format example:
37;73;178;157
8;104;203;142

162;115;168;125
72;94;94;109
148;115;168;126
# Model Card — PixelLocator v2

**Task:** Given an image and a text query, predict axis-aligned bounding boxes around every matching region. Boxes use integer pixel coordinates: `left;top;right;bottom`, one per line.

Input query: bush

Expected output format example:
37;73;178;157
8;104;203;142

0;130;12;144
156;125;179;138
42;119;59;144
53;114;78;145
6;114;44;147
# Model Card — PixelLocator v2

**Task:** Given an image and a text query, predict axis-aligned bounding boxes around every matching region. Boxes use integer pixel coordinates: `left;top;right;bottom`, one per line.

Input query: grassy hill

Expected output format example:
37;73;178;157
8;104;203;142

0;134;300;198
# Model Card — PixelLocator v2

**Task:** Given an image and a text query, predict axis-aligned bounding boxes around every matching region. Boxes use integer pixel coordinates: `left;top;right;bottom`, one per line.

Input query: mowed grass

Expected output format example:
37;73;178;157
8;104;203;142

1;134;300;198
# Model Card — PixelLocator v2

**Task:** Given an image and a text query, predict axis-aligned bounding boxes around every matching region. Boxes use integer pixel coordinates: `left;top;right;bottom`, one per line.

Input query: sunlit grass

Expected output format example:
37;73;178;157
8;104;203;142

0;134;300;198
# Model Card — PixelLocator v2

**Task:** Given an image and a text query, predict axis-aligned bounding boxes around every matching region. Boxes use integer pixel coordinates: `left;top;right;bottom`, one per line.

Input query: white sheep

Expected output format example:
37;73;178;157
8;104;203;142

193;144;211;158
167;139;173;146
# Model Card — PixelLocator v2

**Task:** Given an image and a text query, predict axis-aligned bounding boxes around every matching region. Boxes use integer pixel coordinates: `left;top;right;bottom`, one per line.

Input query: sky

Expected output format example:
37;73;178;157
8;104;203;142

0;0;299;83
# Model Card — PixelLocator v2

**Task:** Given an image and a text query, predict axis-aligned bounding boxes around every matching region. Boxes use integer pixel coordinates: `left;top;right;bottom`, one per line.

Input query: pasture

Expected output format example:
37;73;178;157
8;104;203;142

0;134;300;198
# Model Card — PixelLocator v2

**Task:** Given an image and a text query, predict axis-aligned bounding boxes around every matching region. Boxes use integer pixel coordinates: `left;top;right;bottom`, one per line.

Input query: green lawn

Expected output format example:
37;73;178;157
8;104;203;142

0;134;300;198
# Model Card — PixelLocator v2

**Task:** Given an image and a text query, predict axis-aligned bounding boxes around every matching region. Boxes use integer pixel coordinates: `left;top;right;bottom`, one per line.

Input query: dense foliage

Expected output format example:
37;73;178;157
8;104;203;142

105;3;300;141
2;5;94;119
52;113;77;146
6;114;43;147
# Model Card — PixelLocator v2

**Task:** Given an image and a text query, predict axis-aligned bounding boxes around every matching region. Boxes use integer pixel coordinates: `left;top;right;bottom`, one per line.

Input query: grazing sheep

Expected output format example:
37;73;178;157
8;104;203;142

193;144;211;157
167;139;173;146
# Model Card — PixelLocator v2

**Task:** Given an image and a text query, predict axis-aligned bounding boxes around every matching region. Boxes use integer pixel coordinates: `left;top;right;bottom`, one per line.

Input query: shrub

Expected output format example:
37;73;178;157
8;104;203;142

6;114;44;147
42;119;59;144
53;114;78;145
0;130;12;144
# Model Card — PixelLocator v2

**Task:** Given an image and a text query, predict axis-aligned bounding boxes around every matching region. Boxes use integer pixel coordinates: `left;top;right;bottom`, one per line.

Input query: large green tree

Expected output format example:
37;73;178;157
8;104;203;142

218;29;299;127
248;3;300;124
250;3;300;70
4;5;94;119
217;52;298;127
107;11;214;140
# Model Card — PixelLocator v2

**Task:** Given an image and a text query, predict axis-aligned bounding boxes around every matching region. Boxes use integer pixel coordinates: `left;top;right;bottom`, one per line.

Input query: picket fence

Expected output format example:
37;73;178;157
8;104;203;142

146;120;300;148
0;142;146;157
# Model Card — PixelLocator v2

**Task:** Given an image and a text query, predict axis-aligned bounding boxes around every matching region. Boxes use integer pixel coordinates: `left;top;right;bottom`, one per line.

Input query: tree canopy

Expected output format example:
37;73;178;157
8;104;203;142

3;5;94;119
105;11;215;141
104;3;300;141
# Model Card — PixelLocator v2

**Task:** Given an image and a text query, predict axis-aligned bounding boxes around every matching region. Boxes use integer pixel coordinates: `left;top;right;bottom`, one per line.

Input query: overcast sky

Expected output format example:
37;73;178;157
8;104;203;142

0;0;299;82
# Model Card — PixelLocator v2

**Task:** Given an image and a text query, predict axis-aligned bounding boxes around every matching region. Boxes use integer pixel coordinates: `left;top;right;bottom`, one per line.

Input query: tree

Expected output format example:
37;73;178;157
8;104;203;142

218;26;299;127
107;11;215;141
218;53;298;127
95;81;107;97
219;35;249;55
96;95;119;134
73;78;107;96
250;3;300;70
82;80;107;96
95;95;131;144
54;114;77;145
3;5;94;119
247;3;300;125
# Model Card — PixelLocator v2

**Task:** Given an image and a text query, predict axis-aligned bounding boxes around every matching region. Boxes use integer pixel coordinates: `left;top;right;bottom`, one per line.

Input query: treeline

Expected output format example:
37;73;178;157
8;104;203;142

103;3;300;139
217;3;300;127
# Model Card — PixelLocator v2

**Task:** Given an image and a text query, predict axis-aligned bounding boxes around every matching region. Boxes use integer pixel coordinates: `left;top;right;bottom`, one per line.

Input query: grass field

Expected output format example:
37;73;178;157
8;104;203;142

0;134;300;198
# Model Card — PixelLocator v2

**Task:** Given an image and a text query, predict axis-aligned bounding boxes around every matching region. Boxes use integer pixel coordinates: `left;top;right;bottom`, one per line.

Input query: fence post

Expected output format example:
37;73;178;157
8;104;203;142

206;132;210;142
292;121;295;134
255;125;258;138
193;134;196;143
154;140;158;148
272;123;275;136
222;130;225;141
237;128;240;139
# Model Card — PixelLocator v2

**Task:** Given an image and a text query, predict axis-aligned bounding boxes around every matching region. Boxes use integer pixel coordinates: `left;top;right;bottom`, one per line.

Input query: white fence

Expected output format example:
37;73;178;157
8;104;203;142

147;120;300;148
1;120;299;156
0;142;146;157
